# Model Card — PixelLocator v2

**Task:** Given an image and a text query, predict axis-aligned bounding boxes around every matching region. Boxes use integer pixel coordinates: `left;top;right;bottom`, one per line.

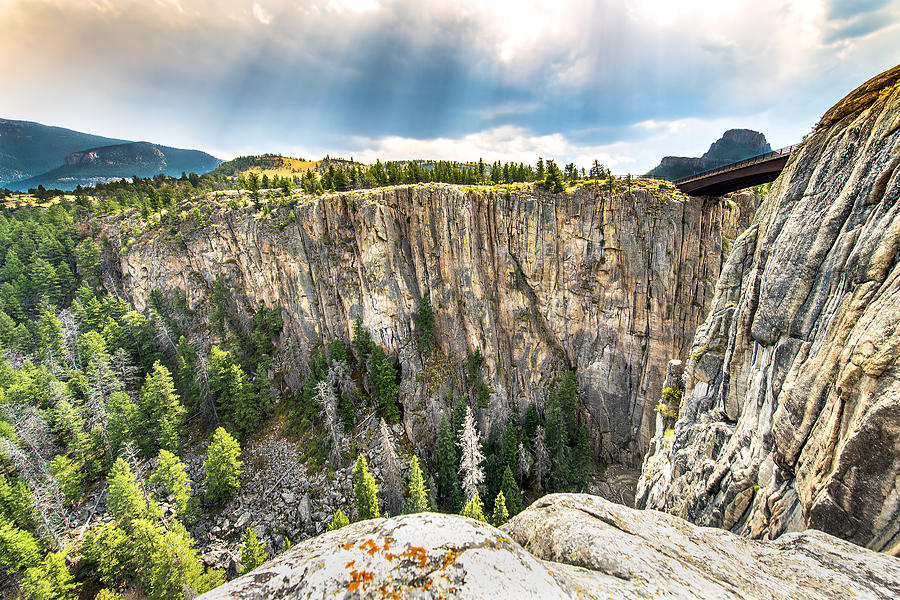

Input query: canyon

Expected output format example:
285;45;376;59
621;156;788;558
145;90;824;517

103;181;758;467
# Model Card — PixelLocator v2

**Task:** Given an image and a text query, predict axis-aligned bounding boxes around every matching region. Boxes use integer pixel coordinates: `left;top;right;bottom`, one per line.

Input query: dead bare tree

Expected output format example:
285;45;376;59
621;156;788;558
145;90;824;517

110;347;141;391
533;426;550;493
379;418;404;516
0;404;67;547
58;308;79;372
316;380;344;466
517;441;533;486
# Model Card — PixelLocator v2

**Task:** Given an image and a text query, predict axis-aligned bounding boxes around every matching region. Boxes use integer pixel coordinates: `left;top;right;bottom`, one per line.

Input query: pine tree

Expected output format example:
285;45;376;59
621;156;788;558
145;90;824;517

239;528;268;575
149;450;191;516
404;456;429;514
458;405;485;501
452;396;467;440
460;492;486;523
203;427;243;503
500;423;519;474
543;160;565;193
208;346;257;435
545;407;570;491
328;338;348;364
533;426;550;493
545;371;578;490
573;425;591;490
435;415;462;511
353;455;380;520
379;419;403;516
0;517;41;572
107;458;146;522
107;391;136;460
415;292;435;353
352;315;372;361
370;346;400;422
19;550;76;600
247;172;260;205
135;361;185;456
36;305;65;367
500;465;523;516
327;509;350;531
491;491;509;526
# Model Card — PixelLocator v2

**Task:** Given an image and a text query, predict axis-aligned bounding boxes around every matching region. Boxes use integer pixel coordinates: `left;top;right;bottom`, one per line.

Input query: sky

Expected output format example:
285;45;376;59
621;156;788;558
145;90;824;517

1;0;898;173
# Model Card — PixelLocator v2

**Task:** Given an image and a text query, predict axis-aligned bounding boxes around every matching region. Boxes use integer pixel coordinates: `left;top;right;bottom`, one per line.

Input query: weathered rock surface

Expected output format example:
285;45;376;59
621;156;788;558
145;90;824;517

200;493;900;599
637;65;900;554
103;182;757;465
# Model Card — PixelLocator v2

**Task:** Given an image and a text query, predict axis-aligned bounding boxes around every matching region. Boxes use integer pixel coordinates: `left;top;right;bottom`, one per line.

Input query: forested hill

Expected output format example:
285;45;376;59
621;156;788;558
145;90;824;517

0;118;128;185
0;119;221;191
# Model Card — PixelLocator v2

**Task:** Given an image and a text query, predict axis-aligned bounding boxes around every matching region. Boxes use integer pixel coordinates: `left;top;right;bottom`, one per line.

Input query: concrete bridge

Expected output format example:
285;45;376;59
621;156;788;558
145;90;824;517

675;144;798;196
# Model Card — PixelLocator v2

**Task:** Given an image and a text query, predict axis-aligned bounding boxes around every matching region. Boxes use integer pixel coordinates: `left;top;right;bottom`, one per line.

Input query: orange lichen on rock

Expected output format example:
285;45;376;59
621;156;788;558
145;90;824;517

342;541;355;551
348;569;374;592
403;546;428;569
361;539;380;556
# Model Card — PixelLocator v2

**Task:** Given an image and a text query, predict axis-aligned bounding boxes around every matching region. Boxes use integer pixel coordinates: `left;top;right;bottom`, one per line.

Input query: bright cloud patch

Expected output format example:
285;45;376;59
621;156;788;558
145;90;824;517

0;0;895;166
327;0;381;14
252;3;273;24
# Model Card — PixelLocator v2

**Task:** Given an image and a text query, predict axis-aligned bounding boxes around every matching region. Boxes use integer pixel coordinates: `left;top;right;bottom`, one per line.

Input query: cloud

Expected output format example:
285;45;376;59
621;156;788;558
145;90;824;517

252;3;272;24
0;0;896;169
327;0;381;14
155;0;184;13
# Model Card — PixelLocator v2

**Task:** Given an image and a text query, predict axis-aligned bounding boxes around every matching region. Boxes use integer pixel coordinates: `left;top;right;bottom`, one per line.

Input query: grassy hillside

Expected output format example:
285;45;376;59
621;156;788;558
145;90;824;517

212;155;320;178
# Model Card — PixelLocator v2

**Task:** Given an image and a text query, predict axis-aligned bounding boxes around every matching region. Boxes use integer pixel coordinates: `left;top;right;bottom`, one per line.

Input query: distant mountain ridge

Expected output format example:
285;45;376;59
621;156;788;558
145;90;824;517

645;129;771;181
0;118;221;191
0;118;128;184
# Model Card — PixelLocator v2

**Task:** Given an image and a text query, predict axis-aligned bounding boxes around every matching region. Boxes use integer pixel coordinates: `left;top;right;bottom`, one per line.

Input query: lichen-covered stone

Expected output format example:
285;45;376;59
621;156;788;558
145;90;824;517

637;64;900;554
197;511;583;599
199;494;900;599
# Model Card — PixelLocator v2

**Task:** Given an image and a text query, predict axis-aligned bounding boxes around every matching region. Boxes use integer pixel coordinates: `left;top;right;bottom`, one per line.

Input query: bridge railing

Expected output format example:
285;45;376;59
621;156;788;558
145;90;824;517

674;143;799;185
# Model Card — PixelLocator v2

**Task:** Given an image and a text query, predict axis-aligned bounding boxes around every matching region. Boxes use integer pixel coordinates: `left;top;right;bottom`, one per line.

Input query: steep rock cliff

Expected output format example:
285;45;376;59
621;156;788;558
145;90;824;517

103;182;757;465
199;494;900;599
637;65;900;553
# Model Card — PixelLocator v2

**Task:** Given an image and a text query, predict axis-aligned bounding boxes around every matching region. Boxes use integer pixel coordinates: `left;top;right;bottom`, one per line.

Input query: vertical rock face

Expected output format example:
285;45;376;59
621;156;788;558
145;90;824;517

105;182;757;465
637;65;900;554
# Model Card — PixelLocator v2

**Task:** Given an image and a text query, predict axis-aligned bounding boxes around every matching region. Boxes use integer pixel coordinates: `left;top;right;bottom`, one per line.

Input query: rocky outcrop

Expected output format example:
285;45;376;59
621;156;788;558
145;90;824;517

64;142;165;167
637;65;900;554
199;493;900;599
645;128;772;181
103;181;758;465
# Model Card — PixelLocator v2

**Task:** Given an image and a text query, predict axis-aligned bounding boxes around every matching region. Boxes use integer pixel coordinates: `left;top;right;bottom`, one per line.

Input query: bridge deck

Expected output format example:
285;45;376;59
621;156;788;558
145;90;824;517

675;144;797;196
